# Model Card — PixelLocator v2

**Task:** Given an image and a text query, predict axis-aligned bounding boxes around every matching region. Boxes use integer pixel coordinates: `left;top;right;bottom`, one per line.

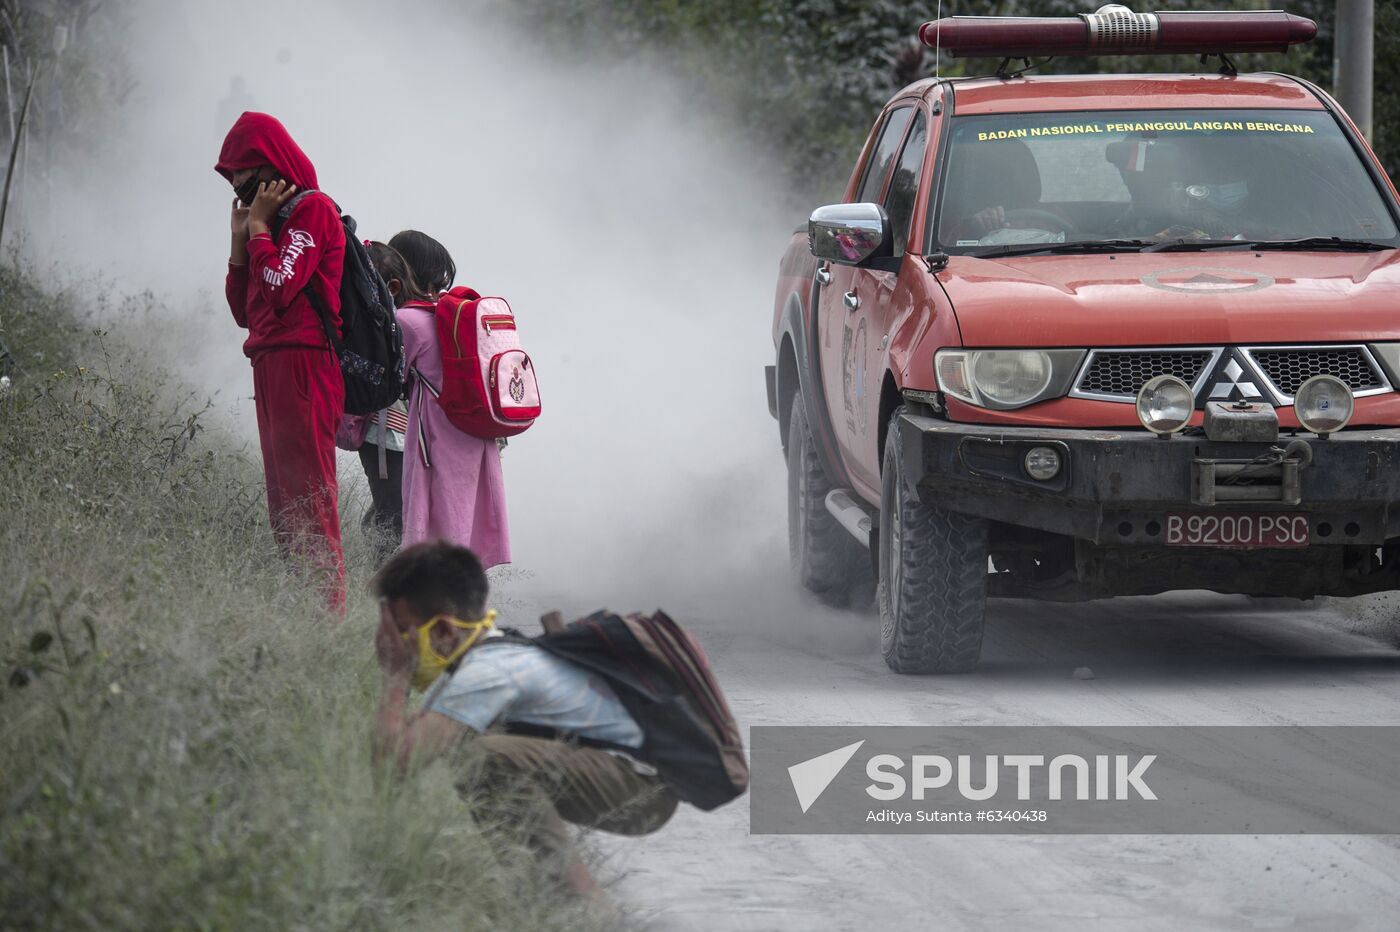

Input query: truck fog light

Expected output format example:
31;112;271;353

1294;375;1353;434
1024;446;1062;481
1136;375;1194;435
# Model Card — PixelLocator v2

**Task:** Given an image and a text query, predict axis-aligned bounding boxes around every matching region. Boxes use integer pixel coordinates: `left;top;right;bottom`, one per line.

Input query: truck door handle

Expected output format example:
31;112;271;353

843;291;860;311
815;265;832;286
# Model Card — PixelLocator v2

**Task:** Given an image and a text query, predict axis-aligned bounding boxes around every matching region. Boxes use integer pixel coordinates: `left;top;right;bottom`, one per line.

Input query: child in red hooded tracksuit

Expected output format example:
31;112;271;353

216;112;347;613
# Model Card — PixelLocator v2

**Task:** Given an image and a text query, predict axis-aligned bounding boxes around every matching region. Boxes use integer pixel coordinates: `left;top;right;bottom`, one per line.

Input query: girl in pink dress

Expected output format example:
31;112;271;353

391;230;511;568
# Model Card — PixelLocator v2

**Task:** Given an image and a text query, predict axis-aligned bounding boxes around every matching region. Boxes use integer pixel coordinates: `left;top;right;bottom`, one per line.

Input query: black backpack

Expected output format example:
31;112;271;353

276;190;405;416
463;610;749;811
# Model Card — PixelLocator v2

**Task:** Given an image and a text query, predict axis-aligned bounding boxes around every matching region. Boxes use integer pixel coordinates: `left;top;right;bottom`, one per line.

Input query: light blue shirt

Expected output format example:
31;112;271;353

427;637;643;749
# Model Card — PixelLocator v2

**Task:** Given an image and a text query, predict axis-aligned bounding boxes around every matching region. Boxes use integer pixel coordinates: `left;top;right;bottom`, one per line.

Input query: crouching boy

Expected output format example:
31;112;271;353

371;542;702;898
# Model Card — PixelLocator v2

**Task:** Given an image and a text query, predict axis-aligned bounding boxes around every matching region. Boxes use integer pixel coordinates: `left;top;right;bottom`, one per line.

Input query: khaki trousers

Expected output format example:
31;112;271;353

460;734;678;868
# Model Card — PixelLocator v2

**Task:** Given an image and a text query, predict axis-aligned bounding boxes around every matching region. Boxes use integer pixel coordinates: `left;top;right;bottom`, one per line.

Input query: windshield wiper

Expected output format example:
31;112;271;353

1245;236;1392;252
1142;238;1242;252
1145;236;1392;253
969;239;1152;258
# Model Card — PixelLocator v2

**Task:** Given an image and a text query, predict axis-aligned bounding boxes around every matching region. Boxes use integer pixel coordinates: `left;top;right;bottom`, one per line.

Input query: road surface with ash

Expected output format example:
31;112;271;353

494;574;1400;931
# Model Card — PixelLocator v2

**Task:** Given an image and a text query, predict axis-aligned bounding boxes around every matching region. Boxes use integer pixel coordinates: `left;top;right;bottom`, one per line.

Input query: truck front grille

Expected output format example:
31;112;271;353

1075;349;1214;398
1070;345;1392;404
1245;347;1385;398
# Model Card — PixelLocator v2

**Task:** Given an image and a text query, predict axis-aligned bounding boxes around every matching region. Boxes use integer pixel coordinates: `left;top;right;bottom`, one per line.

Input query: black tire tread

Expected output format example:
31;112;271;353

788;394;870;606
879;411;988;673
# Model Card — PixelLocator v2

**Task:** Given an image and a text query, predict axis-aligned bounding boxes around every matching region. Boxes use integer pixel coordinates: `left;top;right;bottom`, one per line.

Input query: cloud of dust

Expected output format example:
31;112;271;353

24;0;856;626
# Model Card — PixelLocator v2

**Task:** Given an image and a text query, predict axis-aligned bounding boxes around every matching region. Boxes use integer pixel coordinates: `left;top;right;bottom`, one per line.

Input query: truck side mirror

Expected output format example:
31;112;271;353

809;202;893;268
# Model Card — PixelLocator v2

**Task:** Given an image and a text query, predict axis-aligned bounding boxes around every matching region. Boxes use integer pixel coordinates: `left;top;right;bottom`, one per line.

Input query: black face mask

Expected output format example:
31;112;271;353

233;175;262;207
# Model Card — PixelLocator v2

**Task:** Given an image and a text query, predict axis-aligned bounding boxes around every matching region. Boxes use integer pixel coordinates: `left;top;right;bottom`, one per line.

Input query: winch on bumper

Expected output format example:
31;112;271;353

895;411;1400;599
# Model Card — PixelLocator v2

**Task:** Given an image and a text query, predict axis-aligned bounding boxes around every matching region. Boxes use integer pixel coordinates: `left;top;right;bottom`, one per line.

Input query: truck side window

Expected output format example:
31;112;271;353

883;111;928;257
855;107;913;204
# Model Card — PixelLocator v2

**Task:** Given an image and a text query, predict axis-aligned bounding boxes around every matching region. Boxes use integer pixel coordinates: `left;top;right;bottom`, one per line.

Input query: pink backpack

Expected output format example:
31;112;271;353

418;286;541;439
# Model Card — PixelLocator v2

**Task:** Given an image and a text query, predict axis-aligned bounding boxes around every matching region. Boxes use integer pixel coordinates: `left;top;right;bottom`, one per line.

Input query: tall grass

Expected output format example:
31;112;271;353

0;268;613;930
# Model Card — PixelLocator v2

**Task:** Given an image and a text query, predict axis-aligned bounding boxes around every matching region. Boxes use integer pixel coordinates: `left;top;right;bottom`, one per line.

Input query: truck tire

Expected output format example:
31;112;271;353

877;409;988;673
787;393;870;607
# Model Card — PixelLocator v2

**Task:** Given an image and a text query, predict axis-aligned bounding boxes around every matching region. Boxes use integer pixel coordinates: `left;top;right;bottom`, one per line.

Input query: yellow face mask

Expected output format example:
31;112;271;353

406;609;497;691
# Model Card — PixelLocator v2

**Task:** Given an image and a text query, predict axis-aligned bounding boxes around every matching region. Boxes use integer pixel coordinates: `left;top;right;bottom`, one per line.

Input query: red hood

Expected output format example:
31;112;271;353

941;251;1400;347
215;111;318;189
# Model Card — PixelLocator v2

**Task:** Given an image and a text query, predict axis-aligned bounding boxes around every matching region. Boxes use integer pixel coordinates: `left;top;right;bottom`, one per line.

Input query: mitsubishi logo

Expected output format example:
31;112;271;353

1204;351;1262;404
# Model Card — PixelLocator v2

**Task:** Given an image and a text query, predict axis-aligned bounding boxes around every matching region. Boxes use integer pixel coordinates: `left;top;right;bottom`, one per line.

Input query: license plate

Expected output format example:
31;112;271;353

1165;513;1310;549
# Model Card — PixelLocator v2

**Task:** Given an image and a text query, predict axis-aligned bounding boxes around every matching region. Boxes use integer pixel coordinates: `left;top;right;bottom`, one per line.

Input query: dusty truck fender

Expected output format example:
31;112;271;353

772;232;853;489
881;262;963;447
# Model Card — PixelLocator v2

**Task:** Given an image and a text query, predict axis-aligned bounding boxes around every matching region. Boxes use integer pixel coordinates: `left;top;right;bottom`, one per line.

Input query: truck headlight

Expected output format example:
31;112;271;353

973;351;1051;406
1294;375;1353;434
1135;375;1194;435
934;349;1085;410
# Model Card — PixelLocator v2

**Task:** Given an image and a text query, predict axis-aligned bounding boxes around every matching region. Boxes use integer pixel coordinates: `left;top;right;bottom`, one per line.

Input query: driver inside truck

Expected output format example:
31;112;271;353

941;137;1052;243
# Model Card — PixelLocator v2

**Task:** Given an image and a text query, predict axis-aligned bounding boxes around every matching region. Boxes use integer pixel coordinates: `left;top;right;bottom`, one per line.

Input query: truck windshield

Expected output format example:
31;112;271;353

934;108;1398;253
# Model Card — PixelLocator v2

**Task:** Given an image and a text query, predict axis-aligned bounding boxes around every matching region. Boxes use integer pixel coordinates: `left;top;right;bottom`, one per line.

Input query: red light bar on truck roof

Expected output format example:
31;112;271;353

918;5;1317;59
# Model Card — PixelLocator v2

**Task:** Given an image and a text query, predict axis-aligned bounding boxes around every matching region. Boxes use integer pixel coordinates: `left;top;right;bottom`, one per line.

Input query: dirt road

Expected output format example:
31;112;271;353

530;576;1400;930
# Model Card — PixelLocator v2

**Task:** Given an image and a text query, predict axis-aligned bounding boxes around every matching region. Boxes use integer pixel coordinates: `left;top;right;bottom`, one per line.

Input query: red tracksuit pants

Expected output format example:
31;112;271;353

252;348;346;614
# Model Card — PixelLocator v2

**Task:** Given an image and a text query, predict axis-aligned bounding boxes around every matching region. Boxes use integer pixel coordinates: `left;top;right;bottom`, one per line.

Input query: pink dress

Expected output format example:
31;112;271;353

399;302;511;567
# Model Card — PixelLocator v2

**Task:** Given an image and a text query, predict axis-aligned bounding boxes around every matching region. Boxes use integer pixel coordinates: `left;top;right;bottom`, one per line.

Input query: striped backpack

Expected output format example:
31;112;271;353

501;610;749;811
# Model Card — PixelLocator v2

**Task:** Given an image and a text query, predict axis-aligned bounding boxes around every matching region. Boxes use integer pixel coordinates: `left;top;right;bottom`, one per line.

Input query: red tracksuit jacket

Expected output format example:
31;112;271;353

217;113;344;356
216;111;348;613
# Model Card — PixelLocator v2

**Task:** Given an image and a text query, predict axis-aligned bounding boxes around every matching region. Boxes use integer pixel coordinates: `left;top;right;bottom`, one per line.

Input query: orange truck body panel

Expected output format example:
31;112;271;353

773;70;1400;508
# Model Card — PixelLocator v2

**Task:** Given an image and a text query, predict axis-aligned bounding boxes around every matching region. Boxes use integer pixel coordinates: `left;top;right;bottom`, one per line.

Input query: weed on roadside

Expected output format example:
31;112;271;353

0;268;617;931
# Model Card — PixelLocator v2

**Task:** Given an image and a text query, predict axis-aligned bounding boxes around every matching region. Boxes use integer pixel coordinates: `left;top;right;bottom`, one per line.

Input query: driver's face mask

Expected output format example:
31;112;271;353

1169;180;1249;215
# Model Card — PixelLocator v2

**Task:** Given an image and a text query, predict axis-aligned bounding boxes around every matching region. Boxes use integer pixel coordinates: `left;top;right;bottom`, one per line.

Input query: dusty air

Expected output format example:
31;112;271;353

4;2;1400;929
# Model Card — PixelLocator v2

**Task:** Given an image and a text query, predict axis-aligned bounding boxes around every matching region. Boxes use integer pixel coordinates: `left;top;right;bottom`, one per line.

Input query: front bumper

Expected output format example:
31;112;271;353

899;413;1400;547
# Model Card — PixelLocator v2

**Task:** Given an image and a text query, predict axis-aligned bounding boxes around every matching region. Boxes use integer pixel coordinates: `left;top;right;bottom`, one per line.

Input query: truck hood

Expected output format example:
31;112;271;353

941;250;1400;347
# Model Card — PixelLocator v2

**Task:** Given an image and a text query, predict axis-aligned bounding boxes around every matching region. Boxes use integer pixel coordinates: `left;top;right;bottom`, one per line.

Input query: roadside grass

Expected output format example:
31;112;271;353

0;267;613;930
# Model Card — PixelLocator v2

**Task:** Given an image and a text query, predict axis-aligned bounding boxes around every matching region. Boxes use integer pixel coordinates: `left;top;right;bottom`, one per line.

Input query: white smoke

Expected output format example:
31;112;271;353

27;0;819;619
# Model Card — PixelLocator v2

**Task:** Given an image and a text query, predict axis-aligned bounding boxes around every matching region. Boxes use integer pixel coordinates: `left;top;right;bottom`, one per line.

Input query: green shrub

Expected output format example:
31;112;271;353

0;267;612;930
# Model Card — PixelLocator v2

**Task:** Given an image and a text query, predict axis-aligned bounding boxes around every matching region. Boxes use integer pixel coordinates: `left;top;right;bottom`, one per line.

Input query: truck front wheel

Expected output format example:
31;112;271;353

787;393;871;607
878;409;988;673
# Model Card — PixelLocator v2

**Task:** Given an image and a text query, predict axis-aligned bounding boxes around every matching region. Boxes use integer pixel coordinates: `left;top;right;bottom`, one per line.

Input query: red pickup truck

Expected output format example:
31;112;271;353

766;8;1400;673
